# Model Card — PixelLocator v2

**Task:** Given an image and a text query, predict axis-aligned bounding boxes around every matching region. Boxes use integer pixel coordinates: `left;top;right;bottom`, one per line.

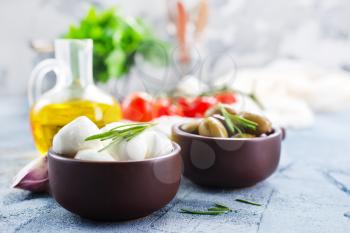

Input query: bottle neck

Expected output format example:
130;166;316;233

55;40;94;88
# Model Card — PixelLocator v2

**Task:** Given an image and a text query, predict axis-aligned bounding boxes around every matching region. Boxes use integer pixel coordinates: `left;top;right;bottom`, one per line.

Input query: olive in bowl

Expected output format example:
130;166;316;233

172;105;284;188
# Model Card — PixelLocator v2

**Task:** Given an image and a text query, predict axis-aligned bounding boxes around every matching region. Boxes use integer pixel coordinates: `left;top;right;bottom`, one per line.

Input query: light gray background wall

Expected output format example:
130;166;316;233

1;0;350;96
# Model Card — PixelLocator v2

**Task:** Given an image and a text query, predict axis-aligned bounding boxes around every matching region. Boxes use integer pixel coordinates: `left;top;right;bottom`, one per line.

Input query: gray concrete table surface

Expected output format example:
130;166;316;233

0;97;350;233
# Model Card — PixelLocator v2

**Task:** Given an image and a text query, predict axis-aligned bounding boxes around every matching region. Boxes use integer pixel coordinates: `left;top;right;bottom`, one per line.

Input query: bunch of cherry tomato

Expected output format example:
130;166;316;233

121;91;237;122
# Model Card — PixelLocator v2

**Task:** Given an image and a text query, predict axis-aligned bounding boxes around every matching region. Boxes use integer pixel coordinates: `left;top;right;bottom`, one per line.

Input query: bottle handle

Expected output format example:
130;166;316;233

28;59;65;106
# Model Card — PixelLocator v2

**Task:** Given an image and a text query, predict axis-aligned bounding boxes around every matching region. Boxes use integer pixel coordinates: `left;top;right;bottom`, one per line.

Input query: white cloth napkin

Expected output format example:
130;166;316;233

227;59;350;128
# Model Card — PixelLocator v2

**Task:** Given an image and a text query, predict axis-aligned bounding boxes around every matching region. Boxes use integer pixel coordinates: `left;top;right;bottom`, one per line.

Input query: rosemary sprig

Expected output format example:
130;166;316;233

85;123;155;152
220;106;236;134
180;209;228;215
220;105;257;136
208;203;231;212
230;115;257;131
235;198;262;206
212;203;232;210
180;203;232;215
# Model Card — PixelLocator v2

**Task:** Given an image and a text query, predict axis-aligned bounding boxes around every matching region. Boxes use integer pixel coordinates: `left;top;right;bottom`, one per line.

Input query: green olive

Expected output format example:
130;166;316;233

205;104;237;117
181;121;200;134
240;112;272;135
233;133;256;138
212;114;235;137
198;117;228;138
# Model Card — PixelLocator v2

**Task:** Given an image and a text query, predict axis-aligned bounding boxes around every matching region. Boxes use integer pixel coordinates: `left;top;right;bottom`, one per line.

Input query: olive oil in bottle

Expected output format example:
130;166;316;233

30;100;122;154
28;40;123;155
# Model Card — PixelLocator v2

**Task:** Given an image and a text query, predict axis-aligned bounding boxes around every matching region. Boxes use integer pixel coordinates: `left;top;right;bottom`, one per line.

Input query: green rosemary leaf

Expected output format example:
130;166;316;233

220;105;258;136
207;207;232;212
235;198;262;206
180;209;227;215
234;116;258;130
87;122;155;152
207;207;223;211
109;123;153;131
85;131;115;141
236;116;258;126
213;203;232;211
220;106;235;134
180;203;232;215
229;115;257;132
86;123;155;141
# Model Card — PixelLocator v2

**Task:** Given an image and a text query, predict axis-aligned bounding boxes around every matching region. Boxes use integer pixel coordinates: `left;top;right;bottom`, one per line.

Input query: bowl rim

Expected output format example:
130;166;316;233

48;142;181;164
173;123;282;142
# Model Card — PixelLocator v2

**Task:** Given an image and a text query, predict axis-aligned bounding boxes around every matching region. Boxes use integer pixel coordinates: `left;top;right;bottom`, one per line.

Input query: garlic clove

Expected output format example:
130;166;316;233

11;156;49;193
75;149;115;161
52;116;102;156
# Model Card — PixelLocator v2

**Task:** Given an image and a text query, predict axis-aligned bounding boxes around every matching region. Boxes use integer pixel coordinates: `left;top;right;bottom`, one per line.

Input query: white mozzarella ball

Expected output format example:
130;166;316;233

125;132;151;160
52;116;102;156
106;140;126;161
148;131;174;158
75;149;115;161
99;127;174;161
101;122;129;161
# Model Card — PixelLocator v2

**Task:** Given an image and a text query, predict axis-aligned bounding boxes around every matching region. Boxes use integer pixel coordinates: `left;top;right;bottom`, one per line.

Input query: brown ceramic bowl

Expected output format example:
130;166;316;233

172;124;284;188
48;143;181;221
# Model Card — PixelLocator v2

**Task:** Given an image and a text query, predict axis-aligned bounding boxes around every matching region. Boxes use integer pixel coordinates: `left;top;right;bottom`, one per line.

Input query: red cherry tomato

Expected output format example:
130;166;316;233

192;96;217;117
154;98;184;117
177;97;196;117
168;103;184;116
215;92;237;104
153;98;170;117
122;92;155;122
168;101;184;116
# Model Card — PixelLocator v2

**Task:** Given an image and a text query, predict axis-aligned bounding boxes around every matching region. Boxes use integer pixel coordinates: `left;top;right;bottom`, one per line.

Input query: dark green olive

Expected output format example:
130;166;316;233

181;121;201;134
240;112;272;135
205;104;237;117
198;117;228;138
211;114;235;137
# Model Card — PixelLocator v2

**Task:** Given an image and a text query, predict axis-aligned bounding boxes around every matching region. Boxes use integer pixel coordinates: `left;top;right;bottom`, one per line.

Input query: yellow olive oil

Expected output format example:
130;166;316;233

30;99;122;154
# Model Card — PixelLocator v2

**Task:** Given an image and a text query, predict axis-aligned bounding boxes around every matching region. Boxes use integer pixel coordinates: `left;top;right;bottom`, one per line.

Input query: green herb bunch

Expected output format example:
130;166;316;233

64;6;169;83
